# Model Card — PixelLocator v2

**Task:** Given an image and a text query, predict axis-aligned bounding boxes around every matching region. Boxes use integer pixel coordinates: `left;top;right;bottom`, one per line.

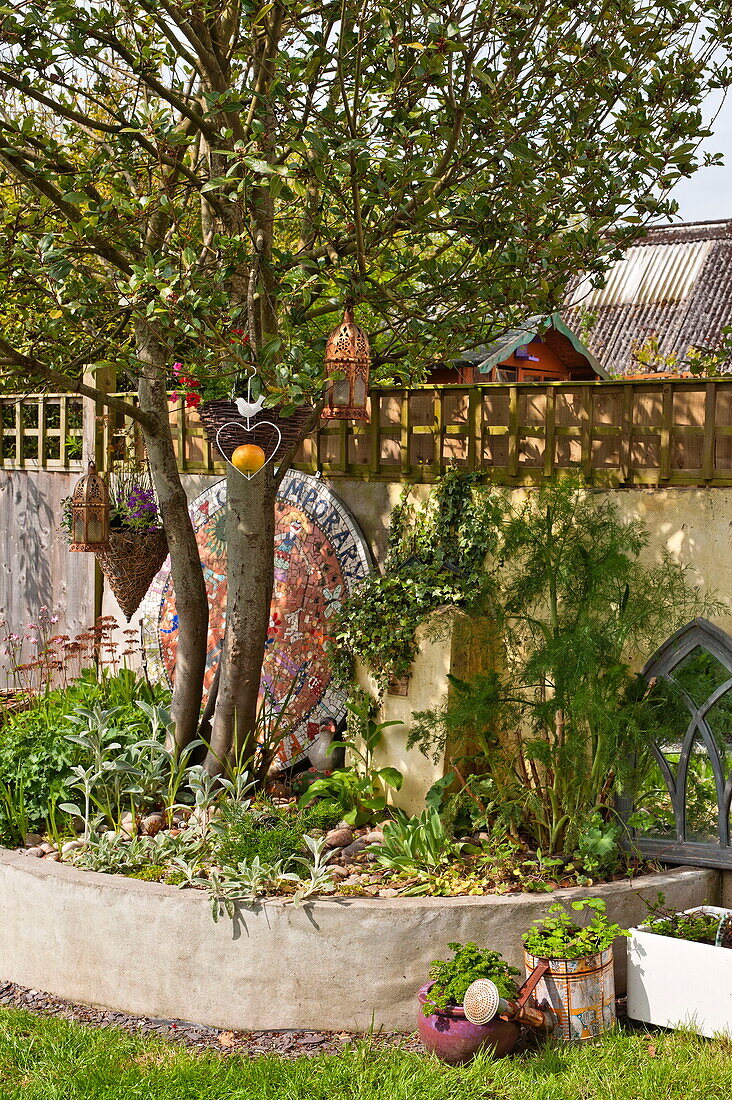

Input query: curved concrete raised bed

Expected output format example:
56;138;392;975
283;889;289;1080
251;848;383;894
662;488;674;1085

0;848;718;1031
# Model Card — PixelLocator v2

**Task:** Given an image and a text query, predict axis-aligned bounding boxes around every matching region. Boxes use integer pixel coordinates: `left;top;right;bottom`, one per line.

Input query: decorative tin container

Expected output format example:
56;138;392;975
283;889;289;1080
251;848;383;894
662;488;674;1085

523;947;616;1040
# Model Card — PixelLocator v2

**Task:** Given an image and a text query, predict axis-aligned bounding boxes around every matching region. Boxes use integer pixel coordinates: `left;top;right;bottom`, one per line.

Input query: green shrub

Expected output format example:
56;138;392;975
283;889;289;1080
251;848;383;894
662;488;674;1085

422;942;519;1016
523;899;629;960
0;669;170;843
213;799;342;867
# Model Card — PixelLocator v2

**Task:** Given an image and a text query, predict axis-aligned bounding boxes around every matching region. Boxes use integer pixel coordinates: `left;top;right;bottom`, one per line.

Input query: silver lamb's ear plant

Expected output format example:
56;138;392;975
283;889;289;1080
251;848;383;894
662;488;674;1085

289;834;336;905
135;699;173;744
216;769;254;805
133;735;205;824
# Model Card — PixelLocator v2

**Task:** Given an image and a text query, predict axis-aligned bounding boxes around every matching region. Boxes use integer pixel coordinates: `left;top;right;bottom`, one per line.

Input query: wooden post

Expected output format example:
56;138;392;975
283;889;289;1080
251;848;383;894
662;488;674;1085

544;385;556;478
14;399;22;468
432;388;443;475
660;384;673;482
581;386;593;481
400;389;410;477
703;382;718;482
467;387;479;471
370;391;381;476
621;384;634;484
508;385;519;479
339;418;349;474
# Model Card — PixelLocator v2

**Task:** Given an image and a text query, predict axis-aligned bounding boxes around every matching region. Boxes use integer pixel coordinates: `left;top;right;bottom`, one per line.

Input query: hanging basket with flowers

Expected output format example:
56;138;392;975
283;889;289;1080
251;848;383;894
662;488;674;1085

62;462;168;621
169;331;316;475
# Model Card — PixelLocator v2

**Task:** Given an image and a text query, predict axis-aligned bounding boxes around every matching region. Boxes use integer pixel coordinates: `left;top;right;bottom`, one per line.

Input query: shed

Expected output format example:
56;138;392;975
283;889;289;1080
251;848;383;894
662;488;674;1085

426;315;607;385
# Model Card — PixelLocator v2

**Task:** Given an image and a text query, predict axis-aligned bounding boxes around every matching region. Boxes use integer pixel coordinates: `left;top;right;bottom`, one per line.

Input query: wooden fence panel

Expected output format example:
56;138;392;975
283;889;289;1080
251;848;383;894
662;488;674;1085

3;380;732;487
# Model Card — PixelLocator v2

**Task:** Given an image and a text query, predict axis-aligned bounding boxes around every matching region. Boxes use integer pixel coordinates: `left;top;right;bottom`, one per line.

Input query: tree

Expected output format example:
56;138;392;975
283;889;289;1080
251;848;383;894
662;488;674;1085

0;0;729;772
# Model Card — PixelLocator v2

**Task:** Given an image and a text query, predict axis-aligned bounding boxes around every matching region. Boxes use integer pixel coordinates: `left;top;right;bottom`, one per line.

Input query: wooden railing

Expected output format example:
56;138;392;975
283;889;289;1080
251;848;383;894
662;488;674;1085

295;379;732;486
0;394;84;469
3;380;732;487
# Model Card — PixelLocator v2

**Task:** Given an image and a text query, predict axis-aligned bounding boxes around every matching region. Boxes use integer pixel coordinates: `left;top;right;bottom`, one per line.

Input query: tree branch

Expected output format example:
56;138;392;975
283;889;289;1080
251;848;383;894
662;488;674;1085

0;337;156;430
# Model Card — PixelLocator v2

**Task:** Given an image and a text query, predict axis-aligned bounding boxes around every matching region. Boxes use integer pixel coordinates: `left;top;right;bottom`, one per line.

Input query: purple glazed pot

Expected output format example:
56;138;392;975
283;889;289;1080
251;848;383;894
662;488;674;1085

416;983;520;1065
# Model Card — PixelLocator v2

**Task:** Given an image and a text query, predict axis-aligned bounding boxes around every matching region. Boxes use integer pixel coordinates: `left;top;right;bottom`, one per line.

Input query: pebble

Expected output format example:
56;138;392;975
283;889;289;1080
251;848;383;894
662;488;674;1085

378;888;399;898
25;846;44;857
0;981;427;1058
24;833;43;848
340;836;370;860
327;865;349;879
120;813;136;837
265;780;289;799
363;830;384;845
39;842;56;855
324;827;353;849
340;874;363;885
140;813;165;837
61;840;85;855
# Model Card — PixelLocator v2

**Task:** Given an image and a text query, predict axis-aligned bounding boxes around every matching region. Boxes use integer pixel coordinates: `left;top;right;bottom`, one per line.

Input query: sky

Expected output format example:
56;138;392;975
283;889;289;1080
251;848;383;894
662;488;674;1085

667;93;732;222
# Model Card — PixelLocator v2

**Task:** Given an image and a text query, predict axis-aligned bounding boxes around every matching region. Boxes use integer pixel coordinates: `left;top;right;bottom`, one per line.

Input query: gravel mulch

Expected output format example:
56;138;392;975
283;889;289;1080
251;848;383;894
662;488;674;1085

0;979;423;1058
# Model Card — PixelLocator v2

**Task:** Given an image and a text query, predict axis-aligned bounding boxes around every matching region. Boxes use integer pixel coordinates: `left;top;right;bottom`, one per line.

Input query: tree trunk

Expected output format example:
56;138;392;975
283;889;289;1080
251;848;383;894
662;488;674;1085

205;462;277;775
135;320;209;751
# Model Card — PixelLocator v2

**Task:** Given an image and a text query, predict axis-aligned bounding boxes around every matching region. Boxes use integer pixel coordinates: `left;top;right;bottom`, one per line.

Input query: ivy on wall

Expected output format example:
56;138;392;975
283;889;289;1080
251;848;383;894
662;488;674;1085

327;471;501;691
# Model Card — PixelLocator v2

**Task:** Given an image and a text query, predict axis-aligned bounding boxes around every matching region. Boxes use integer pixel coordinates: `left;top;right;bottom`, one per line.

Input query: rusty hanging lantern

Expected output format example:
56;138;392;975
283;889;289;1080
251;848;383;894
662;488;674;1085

323;302;371;421
69;459;111;551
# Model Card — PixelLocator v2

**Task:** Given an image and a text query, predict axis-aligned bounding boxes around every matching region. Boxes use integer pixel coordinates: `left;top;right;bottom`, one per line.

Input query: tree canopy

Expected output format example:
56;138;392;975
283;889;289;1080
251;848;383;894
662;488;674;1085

0;0;730;766
1;0;730;402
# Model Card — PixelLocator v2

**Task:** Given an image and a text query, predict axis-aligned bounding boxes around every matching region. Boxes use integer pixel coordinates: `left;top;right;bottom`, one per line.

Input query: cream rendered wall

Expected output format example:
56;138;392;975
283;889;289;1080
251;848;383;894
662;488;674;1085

334;481;732;806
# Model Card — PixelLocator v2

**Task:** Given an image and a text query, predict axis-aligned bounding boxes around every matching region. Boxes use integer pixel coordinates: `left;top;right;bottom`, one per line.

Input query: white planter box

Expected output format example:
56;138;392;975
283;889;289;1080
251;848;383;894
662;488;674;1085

627;906;732;1037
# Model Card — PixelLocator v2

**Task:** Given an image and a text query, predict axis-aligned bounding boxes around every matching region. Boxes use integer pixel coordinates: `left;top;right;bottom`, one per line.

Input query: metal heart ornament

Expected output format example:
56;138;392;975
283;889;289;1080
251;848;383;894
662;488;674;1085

215;419;282;480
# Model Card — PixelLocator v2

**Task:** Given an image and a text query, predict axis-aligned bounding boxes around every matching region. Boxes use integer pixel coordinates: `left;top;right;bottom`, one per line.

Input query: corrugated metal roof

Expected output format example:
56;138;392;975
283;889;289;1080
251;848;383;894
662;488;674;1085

564;221;732;376
570;240;713;309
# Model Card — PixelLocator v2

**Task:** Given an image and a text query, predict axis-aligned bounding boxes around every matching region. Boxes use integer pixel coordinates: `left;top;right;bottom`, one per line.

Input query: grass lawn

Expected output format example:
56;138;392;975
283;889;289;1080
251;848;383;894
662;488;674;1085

2;1008;732;1099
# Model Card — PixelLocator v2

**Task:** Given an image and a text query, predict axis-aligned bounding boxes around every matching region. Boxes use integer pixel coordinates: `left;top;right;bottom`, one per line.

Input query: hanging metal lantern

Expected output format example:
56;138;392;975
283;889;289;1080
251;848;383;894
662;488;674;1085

323;303;371;421
69;459;111;551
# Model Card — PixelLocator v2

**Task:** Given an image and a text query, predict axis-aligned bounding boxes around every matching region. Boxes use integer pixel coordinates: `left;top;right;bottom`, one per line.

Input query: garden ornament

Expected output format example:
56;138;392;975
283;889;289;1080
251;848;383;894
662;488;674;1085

463;962;555;1032
215;369;282;480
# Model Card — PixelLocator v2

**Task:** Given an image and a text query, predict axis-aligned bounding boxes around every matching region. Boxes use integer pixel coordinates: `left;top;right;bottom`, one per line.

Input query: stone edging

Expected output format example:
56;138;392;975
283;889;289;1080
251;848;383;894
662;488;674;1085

0;848;718;1031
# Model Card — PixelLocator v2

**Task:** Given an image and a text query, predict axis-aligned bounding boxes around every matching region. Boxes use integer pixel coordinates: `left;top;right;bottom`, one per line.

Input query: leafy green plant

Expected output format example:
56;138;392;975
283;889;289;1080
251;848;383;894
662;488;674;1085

523;899;629;960
299;705;403;825
422;942;519;1016
642;893;721;945
370;810;461;875
328;472;501;689
213;799;342;867
0;776;30;845
408;479;716;855
0;669;170;843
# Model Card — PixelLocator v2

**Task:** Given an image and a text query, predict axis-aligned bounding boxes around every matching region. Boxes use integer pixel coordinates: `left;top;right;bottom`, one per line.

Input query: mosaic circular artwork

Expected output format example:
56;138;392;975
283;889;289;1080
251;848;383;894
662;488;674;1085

140;471;372;769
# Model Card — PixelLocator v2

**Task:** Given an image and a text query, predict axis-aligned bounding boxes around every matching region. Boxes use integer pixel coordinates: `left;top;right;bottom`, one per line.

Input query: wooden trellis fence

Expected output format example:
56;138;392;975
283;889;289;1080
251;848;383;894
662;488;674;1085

3;379;732;487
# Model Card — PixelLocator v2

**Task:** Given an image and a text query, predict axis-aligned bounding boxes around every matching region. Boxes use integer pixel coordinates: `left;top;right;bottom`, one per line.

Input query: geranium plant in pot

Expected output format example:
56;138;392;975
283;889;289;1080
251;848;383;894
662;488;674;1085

627;895;732;1037
417;942;521;1064
522;898;628;1041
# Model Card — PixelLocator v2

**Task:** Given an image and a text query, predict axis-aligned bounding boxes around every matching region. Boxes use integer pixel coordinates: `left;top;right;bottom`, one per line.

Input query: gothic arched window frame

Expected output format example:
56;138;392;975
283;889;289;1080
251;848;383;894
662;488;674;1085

630;617;732;869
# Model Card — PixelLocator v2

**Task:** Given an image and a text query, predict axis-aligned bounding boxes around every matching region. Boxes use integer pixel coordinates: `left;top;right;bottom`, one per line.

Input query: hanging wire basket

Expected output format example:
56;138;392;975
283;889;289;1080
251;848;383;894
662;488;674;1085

198;399;315;468
93;527;169;621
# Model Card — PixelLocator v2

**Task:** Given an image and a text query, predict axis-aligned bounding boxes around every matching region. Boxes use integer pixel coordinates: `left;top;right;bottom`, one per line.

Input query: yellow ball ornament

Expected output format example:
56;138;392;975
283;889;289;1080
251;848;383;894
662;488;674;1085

231;443;267;474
